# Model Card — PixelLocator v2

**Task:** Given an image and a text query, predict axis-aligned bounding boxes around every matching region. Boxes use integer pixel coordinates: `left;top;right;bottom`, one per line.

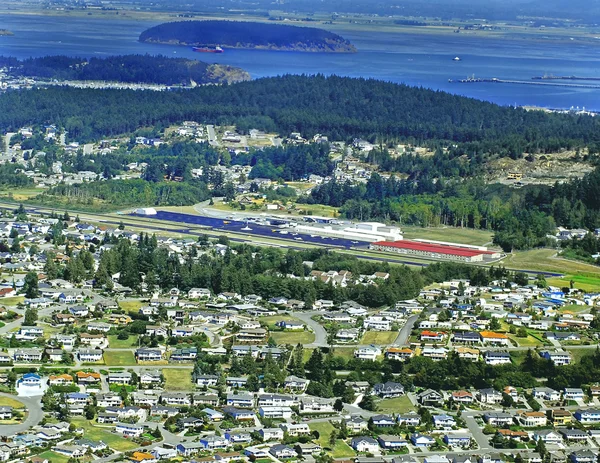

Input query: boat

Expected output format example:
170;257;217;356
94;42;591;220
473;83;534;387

193;46;224;53
453;56;461;61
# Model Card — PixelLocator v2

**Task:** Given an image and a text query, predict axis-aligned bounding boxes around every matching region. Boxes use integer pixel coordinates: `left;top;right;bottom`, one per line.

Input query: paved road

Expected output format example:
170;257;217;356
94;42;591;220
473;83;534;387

292;311;329;347
393;315;418;346
0;392;44;436
206;125;219;146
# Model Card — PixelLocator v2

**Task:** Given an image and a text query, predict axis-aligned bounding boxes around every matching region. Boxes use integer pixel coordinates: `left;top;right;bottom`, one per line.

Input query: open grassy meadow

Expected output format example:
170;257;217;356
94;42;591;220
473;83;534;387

377;395;416;414
308;421;356;458
118;300;142;313
163;368;193;391
103;350;136;366
0;296;24;306
402;226;494;246
71;418;139;451
0;396;25;408
108;334;139;348
361;331;398;345
269;330;315;345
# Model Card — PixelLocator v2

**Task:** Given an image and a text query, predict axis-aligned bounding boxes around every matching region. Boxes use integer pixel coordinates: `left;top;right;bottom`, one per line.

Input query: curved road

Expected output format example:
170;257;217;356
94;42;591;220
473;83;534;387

0;392;44;436
292;311;329;347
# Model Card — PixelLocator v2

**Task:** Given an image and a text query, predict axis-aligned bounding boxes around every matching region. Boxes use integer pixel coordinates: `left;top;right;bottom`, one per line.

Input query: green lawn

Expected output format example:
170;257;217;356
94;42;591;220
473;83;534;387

503;249;600;286
103;350;136;366
0;296;24;306
402;225;493;246
37;451;71;463
377;395;416;414
259;315;302;326
118;300;142;313
0;396;25;408
330;347;357;360
559;304;592;314
269;330;315;345
509;334;544;347
71;418;139;451
566;348;596;364
108;334;139;348
163;368;193;391
309;421;356;458
361;331;398;345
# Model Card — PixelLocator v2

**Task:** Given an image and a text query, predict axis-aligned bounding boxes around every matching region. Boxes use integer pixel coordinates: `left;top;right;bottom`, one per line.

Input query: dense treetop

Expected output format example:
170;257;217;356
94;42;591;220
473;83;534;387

1;75;599;157
0;54;249;85
139;20;356;52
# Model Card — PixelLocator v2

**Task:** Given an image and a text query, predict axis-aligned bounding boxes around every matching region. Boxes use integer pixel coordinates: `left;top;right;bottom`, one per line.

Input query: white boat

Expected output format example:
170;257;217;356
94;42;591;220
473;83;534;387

453;56;461;61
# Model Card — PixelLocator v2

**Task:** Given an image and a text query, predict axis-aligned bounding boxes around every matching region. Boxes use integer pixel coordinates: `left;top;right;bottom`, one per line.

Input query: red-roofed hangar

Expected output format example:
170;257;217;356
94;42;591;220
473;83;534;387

370;240;502;263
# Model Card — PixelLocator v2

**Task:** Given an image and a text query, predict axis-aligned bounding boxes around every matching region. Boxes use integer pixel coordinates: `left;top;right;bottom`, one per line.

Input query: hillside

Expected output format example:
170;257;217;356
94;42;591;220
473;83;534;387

139;20;356;53
0;55;251;86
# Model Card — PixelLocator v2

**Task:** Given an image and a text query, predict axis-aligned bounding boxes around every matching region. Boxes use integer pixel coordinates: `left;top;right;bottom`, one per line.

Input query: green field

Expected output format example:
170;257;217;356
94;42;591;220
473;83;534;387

71;418;139;451
309;421;356;457
163;368;193;391
0;296;24;306
361;331;398;345
559;304;591;314
548;274;600;292
329;347;356;360
402;225;494;246
37;451;71;463
108;334;139;348
509;334;544;348
503;249;600;289
0;396;25;408
260;315;302;326
269;330;315;345
376;395;416;414
118;300;142;313
566;348;596;364
103;350;136;366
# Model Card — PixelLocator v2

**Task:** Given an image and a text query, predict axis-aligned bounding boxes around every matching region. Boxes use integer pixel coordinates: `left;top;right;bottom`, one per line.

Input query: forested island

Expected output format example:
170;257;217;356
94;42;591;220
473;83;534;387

0;54;250;85
139;20;356;53
0;30;13;36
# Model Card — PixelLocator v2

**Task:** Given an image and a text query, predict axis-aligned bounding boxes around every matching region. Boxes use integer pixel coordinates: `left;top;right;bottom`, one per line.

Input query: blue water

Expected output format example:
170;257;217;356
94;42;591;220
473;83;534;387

1;13;600;109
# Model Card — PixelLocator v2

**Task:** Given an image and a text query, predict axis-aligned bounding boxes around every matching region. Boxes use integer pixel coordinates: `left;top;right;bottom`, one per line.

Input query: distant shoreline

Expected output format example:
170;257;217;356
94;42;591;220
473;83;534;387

0;29;13;36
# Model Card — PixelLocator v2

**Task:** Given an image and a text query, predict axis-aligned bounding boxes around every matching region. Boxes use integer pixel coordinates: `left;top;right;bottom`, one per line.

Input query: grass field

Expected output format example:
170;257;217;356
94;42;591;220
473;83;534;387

37;451;71;463
402;225;494;246
548;274;600;292
566;348;596;364
71;418;139;451
329;347;357;360
163;368;193;391
509;334;544;348
560;304;590;314
361;331;398;345
376;395;416;414
503;249;600;290
107;334;139;348
308;421;356;457
0;396;25;408
118;300;142;313
0;296;24;306
103;350;136;366
269;330;315;345
259;315;302;325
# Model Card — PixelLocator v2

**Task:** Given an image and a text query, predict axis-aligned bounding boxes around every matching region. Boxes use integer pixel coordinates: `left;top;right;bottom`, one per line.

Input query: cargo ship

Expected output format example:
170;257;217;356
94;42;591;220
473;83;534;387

192;46;224;53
